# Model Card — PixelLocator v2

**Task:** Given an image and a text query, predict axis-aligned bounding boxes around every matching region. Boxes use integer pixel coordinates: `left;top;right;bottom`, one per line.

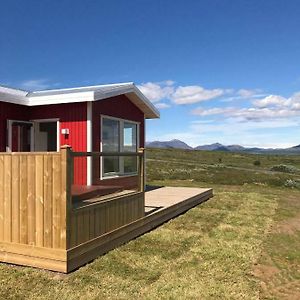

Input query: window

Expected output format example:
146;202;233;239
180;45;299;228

101;116;139;177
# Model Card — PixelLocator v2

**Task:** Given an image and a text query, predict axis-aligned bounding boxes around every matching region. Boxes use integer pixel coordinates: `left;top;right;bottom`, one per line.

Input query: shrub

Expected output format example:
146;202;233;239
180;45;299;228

284;179;300;188
253;160;261;166
270;164;299;174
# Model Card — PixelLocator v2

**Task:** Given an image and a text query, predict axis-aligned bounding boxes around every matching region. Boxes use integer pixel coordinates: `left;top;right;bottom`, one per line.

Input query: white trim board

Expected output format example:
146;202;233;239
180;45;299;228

86;102;93;186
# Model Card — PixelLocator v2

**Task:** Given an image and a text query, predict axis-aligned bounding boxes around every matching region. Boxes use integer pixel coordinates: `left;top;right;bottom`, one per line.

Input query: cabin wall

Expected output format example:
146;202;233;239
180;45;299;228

0;101;87;185
92;95;145;186
29;102;88;185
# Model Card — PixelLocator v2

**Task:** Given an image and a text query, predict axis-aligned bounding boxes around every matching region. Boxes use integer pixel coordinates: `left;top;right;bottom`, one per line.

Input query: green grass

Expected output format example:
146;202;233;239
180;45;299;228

0;148;300;299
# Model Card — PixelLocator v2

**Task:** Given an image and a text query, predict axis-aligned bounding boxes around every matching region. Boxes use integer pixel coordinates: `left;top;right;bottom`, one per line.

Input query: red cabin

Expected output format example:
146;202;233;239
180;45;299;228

0;83;159;191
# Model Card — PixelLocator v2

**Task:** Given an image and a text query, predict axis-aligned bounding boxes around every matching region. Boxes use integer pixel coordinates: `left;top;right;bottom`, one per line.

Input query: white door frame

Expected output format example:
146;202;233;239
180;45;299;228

6;120;34;152
31;118;60;152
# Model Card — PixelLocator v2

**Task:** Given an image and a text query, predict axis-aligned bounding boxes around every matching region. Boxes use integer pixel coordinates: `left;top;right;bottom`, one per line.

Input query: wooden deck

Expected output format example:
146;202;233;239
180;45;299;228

67;186;213;272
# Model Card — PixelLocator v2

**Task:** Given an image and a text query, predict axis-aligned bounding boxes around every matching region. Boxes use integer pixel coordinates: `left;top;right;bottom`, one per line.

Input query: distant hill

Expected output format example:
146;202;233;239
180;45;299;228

146;139;300;155
146;139;193;150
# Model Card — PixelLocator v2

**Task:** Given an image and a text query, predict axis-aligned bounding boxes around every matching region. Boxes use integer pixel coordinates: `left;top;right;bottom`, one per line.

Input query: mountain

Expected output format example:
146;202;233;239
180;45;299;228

146;139;193;150
194;143;224;151
194;143;246;152
146;140;300;154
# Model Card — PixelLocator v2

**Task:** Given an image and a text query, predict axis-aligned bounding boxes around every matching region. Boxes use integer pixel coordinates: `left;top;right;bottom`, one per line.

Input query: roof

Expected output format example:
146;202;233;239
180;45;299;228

0;82;160;119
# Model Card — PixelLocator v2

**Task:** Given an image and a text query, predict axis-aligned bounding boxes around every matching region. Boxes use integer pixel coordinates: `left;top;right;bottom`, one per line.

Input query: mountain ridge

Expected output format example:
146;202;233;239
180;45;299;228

146;140;300;154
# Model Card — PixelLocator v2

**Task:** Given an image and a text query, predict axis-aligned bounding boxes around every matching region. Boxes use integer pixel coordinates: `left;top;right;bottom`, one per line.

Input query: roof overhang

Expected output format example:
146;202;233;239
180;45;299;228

0;82;160;119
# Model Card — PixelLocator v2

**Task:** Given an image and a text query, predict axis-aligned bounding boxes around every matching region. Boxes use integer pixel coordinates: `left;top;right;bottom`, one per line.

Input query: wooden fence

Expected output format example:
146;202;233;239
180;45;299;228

0;146;145;272
69;192;144;248
0;149;69;249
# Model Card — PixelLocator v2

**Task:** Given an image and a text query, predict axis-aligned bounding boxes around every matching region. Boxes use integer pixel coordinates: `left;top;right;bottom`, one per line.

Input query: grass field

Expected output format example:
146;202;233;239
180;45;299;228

0;148;300;299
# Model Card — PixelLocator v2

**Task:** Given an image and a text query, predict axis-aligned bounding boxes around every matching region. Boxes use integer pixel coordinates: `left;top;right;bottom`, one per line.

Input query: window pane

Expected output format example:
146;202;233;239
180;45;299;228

123;122;138;173
123;122;137;152
102;118;119;152
104;157;119;174
102;118;120;175
124;157;137;173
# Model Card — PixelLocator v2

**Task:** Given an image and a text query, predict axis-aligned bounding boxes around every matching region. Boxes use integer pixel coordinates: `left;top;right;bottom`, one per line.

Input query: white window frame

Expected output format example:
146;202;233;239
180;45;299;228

100;115;140;179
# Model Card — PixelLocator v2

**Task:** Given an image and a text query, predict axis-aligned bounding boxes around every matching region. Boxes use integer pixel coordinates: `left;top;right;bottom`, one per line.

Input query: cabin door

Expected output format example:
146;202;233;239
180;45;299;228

7;120;34;152
33;120;59;152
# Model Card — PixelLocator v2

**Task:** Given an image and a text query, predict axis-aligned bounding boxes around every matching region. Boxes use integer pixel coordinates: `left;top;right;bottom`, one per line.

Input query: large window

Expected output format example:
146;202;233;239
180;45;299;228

102;116;139;177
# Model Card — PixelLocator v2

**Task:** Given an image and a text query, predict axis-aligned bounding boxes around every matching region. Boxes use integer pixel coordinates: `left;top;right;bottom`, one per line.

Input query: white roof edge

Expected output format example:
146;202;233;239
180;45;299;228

0;85;28;95
28;82;134;96
132;84;160;118
0;82;160;119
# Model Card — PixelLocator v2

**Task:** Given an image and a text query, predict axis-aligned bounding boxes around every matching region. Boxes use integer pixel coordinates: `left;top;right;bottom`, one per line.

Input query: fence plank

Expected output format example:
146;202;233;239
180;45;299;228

44;155;53;248
20;155;28;244
4;156;12;242
52;155;61;248
0;156;4;241
27;155;36;245
35;155;44;247
11;156;20;243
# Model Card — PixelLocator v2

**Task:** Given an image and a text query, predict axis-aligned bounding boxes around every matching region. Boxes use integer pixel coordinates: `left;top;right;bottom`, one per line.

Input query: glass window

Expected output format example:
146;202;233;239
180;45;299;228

123;122;137;152
102;118;119;152
102;117;139;177
102;118;120;175
123;122;137;173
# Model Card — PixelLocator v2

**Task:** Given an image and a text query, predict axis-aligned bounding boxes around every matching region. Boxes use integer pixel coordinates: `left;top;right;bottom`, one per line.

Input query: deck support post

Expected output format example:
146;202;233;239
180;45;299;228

138;148;145;192
60;145;73;250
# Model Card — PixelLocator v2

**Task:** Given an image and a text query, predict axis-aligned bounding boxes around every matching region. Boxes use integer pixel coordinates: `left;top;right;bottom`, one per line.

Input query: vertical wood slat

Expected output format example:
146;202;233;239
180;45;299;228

35;155;44;247
0;156;4;241
52;155;61;248
70;193;144;248
4;156;12;242
11;156;20;243
20;155;28;244
44;155;53;248
61;146;71;249
27;155;36;245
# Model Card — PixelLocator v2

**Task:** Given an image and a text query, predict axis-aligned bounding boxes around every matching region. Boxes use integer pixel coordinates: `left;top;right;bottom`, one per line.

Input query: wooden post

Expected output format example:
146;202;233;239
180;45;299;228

138;148;145;192
60;145;72;249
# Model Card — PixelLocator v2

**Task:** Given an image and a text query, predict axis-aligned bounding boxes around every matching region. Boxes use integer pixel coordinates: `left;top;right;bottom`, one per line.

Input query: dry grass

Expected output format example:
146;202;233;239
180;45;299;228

0;185;282;299
0;148;299;299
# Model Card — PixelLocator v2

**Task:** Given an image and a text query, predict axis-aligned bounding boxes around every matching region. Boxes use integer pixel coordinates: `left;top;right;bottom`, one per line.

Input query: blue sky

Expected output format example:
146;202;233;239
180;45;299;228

1;0;300;148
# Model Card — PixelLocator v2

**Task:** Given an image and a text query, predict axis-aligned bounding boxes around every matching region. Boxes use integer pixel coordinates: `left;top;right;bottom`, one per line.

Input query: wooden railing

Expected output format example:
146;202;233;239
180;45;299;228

70;148;145;192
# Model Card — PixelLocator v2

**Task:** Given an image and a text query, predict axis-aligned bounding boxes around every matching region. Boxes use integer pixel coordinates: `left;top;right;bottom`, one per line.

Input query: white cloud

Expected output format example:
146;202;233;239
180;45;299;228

253;95;288;108
171;85;224;104
162;80;175;86
192;107;234;116
137;82;174;103
138;80;268;107
155;102;171;109
19;79;53;91
237;88;261;97
192;105;299;121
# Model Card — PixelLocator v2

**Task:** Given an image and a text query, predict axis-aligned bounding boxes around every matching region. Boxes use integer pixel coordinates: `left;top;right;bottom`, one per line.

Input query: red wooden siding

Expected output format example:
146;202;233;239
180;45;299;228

0;100;87;185
30;102;88;185
92;95;145;152
0;101;30;151
92;95;145;186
